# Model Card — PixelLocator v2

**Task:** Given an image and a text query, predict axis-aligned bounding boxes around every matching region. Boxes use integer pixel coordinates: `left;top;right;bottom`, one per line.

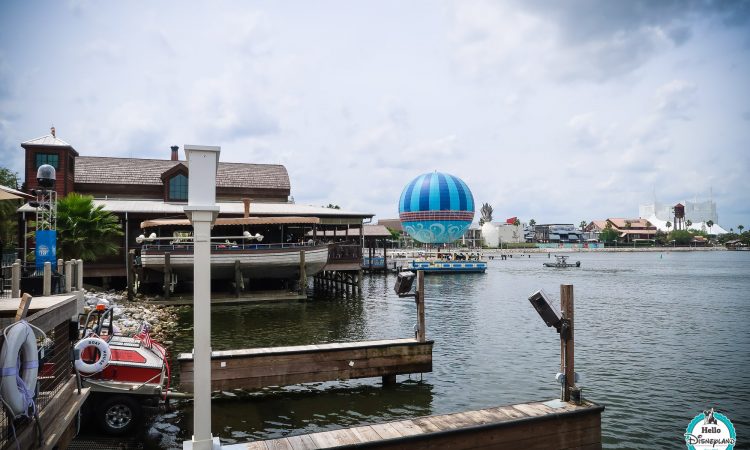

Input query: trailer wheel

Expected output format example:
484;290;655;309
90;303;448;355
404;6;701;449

97;395;141;435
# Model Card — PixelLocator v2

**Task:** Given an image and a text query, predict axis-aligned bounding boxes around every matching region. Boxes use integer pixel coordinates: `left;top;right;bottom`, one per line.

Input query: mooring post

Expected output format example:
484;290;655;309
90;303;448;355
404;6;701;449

127;250;135;300
64;260;72;294
416;270;426;342
299;250;307;297
42;261;51;296
163;252;171;299
11;262;21;298
357;269;363;295
560;284;575;402
76;259;83;291
234;260;241;298
183;144;221;450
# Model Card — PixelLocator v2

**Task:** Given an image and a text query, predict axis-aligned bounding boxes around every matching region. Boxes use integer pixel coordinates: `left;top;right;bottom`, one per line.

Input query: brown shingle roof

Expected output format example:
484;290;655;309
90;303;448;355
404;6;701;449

74;156;290;190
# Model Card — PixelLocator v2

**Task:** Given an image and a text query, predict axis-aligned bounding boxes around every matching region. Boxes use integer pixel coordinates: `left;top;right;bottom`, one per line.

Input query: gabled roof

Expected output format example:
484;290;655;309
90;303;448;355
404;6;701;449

21;134;73;147
608;218;653;229
74;156;290;191
589;220;609;231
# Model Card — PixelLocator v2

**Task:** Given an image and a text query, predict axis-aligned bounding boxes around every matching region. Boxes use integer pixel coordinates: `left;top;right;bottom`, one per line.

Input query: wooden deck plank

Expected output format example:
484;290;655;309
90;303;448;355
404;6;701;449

267;438;294;450
284;434;317;450
388;420;424;437
243;441;270;450
369;422;403;440
349;425;384;443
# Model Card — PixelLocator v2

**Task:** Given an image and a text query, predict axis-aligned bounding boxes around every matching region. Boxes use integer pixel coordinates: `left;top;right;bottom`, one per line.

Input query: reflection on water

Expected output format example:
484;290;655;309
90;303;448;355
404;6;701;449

150;251;750;449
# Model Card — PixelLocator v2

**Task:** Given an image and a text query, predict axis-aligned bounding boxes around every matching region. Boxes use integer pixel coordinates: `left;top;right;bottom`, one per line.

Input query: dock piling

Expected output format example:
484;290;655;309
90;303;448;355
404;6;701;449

163;252;171;298
416;270;426;342
127;250;135;300
299;250;307;297
560;284;575;402
65;260;72;293
11;261;21;298
43;261;51;296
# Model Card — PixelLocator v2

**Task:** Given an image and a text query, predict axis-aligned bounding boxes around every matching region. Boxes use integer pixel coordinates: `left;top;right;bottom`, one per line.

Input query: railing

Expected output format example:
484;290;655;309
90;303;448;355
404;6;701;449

141;241;322;252
329;243;362;263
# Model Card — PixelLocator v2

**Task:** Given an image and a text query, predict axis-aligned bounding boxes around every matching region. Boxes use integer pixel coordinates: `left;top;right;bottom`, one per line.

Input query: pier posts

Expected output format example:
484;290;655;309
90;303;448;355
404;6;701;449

163;252;171;299
299;251;307;297
11;261;20;299
416;270;426;342
358;269;363;295
234;260;242;298
43;261;51;296
65;260;72;293
127;250;135;300
560;284;575;402
76;259;83;291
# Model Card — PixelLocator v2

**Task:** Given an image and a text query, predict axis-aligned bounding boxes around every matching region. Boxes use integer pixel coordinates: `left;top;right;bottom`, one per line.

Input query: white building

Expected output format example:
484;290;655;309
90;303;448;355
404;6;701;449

481;222;526;247
639;199;727;234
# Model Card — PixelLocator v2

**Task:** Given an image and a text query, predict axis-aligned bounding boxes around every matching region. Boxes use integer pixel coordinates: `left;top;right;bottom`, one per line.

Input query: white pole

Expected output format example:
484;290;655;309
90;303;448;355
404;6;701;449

183;145;220;450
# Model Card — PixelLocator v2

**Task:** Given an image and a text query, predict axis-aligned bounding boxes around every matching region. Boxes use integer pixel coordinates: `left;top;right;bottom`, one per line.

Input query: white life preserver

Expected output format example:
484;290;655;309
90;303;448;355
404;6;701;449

74;337;111;374
0;321;39;417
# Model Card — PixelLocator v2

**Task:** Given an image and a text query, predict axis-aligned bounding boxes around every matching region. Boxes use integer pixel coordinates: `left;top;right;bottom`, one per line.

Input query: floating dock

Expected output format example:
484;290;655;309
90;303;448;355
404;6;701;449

225;399;603;450
178;338;433;391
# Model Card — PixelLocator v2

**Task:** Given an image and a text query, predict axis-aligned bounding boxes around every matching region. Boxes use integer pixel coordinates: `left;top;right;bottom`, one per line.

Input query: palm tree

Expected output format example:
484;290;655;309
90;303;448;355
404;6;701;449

513;218;521;227
579;220;587;231
479;203;493;226
706;219;714;230
56;193;123;261
739;225;745;234
686;219;692;230
529;219;536;227
665;221;672;233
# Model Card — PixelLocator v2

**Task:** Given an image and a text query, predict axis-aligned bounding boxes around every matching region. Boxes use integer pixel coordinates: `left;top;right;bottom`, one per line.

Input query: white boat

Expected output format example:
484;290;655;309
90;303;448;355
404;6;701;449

139;242;329;279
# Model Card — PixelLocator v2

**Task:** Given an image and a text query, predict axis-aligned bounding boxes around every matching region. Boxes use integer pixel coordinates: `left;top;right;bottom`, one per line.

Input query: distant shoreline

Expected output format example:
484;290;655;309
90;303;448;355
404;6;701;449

481;246;727;253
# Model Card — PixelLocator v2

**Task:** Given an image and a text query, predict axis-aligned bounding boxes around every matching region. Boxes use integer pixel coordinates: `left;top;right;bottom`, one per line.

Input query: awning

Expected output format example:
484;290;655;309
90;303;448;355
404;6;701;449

141;216;320;228
0;185;32;201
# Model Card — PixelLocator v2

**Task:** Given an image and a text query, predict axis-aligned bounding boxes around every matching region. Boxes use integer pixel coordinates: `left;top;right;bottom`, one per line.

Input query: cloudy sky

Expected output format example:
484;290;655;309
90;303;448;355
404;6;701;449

1;1;749;228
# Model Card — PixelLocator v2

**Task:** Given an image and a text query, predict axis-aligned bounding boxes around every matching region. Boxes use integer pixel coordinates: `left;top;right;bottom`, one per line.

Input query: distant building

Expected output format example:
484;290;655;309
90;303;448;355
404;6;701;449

639;198;722;230
585;218;656;243
529;224;583;243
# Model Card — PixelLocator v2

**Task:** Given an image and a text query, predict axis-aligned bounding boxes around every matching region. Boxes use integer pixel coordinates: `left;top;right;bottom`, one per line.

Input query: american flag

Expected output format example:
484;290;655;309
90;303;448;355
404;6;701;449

136;329;153;349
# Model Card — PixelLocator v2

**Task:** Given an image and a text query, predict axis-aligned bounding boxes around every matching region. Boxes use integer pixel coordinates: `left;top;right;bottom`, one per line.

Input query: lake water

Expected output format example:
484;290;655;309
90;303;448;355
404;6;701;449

146;251;750;449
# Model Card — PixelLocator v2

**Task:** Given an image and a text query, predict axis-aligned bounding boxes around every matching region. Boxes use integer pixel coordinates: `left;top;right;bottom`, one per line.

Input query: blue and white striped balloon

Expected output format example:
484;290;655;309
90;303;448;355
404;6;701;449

398;172;475;244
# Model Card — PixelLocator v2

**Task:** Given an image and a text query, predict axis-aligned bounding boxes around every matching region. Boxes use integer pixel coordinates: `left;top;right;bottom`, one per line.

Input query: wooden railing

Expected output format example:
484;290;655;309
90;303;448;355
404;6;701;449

328;243;362;263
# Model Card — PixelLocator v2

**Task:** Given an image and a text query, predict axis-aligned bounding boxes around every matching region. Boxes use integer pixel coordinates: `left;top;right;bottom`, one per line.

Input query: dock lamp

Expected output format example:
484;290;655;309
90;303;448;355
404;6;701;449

394;271;416;297
528;288;580;403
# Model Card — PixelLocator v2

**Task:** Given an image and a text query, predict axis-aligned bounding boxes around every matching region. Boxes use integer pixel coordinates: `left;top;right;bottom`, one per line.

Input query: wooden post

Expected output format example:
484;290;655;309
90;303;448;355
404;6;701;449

234;260;242;298
357;269;363;295
15;293;32;321
416;270;426;342
43;261;52;296
163;252;171;298
76;259;83;291
127;250;135;300
299;251;307;297
64;260;72;293
11;261;21;298
560;284;574;402
383;241;387;273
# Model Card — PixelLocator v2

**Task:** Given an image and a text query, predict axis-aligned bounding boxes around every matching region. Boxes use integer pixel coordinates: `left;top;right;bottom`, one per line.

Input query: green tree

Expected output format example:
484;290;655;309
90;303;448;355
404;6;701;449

513;218;521;227
669;230;693;246
56;193;123;261
479;203;493;226
529;219;536;227
665;221;672;233
739;225;745;234
325;204;341;209
599;223;619;244
579;220;587;230
686;219;693;229
706;219;714;232
0;168;21;250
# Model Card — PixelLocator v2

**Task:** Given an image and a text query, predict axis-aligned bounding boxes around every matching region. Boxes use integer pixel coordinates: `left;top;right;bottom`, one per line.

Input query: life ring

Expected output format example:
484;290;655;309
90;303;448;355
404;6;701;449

0;321;39;417
74;337;111;374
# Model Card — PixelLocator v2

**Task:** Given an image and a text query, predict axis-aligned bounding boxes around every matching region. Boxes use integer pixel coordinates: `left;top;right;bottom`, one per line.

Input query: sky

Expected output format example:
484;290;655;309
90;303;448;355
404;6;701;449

1;1;749;229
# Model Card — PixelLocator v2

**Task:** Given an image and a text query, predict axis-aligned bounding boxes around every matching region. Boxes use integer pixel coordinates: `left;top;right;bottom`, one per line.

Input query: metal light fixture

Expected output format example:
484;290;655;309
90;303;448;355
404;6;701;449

528;289;562;332
394;271;416;297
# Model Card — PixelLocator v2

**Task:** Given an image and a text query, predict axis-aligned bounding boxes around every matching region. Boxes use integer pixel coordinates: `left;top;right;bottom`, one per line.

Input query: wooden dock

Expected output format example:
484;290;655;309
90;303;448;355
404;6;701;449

224;399;603;450
178;338;433;391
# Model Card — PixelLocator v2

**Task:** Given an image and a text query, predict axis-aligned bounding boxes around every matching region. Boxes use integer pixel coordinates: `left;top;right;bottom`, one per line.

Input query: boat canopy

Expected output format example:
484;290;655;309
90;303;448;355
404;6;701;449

141;216;320;229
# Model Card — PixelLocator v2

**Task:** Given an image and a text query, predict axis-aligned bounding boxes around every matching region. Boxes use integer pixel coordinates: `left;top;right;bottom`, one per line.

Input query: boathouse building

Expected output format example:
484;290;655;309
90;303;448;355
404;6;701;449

18;130;373;283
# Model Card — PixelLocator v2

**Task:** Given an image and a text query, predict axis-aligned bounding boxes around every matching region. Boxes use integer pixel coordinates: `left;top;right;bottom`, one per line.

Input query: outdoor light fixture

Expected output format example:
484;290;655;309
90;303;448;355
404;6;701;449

36;164;56;188
394;271;416;297
528;289;563;332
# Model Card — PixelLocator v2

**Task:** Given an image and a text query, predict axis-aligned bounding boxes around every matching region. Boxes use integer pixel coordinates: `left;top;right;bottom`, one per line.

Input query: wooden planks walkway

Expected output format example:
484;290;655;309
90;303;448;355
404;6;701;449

178;338;433;392
224;400;603;450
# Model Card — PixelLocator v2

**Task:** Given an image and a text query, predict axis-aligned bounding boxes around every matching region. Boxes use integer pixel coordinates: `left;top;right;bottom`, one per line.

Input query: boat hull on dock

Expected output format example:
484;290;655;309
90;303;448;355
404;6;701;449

140;244;329;279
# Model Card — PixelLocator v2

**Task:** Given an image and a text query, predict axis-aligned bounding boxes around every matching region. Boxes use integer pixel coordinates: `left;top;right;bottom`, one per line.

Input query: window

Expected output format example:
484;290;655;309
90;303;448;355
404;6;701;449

168;174;188;201
36;153;59;169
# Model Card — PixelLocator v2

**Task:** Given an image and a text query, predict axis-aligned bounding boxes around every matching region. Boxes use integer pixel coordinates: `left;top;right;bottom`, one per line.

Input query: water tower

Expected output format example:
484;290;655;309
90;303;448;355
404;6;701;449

673;203;685;231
